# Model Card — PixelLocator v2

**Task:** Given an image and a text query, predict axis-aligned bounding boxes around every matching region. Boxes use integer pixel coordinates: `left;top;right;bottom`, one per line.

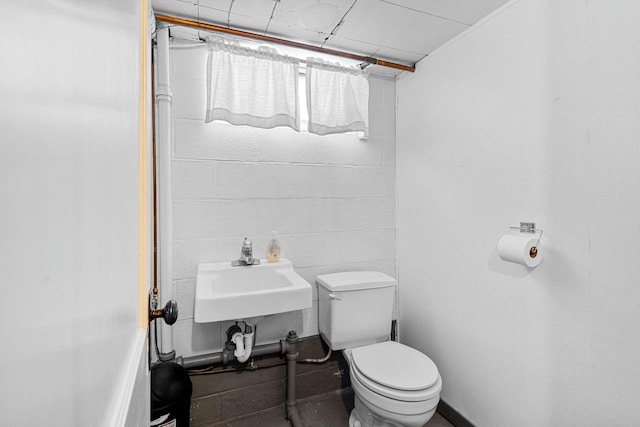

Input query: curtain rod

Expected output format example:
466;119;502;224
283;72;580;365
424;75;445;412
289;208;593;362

155;14;416;73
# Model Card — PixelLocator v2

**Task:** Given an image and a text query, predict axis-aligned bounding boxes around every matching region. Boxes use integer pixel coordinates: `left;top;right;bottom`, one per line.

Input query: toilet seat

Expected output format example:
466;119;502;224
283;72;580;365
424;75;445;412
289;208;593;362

351;372;440;417
351;361;442;402
345;341;442;417
350;341;440;397
347;352;442;418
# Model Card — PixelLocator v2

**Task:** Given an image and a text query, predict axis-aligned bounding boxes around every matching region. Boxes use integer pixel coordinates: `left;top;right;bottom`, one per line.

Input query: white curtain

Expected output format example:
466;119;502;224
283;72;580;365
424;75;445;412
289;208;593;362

305;58;369;138
206;38;300;131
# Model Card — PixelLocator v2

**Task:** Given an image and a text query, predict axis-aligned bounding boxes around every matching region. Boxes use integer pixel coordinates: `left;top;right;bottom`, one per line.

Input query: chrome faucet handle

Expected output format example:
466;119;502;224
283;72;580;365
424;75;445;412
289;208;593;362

241;237;253;255
231;237;260;266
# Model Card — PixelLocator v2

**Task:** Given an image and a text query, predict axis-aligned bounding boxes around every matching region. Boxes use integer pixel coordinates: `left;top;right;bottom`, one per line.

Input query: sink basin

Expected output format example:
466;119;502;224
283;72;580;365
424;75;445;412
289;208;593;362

194;258;312;323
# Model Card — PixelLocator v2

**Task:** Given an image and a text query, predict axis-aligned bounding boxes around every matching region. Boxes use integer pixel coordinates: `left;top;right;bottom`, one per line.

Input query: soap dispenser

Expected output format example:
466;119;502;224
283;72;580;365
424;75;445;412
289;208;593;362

266;231;281;263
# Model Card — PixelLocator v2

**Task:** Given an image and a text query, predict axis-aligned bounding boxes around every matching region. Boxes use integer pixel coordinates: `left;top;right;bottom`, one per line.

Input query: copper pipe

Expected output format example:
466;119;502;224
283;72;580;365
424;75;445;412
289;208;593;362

150;309;164;319
155;13;416;73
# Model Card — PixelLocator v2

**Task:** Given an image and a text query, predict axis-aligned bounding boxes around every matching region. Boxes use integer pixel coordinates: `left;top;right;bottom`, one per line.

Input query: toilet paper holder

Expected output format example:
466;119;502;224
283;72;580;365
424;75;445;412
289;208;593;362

499;222;545;265
508;222;544;247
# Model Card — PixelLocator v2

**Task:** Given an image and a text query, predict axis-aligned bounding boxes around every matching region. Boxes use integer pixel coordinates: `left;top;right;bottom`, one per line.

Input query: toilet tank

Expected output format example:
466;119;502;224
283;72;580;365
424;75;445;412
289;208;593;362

316;271;396;350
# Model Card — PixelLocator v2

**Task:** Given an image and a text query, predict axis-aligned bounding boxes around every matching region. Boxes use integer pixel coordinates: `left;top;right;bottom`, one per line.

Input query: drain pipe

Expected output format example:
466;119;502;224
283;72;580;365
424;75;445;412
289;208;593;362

285;331;302;427
155;22;175;360
178;341;282;369
230;323;255;364
176;331;303;427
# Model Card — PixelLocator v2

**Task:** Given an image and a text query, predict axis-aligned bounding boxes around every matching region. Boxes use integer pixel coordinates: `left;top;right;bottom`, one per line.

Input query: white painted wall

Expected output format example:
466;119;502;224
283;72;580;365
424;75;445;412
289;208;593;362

0;2;149;426
166;43;397;358
397;0;640;425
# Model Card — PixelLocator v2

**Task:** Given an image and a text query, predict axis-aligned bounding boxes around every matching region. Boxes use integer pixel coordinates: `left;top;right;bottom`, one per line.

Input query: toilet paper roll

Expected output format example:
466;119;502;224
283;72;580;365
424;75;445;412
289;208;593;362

497;233;543;267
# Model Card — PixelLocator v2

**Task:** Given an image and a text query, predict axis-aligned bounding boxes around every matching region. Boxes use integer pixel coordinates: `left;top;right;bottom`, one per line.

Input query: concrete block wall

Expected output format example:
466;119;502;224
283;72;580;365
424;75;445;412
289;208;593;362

167;44;397;358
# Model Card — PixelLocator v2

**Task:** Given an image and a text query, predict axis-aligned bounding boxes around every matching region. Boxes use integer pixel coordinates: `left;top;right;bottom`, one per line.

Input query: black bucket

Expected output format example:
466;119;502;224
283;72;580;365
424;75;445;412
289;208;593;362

151;362;193;427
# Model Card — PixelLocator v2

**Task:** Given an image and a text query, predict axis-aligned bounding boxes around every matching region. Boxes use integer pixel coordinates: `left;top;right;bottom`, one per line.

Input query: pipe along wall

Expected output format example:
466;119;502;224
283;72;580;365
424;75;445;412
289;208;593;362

177;330;304;426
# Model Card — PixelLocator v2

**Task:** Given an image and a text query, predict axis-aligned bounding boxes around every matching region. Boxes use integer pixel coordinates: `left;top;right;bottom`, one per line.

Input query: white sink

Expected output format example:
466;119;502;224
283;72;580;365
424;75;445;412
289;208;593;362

194;258;312;323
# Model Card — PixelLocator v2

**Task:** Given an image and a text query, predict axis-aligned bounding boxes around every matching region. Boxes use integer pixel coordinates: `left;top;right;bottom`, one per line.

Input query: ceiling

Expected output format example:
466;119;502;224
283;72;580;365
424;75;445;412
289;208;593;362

152;0;511;75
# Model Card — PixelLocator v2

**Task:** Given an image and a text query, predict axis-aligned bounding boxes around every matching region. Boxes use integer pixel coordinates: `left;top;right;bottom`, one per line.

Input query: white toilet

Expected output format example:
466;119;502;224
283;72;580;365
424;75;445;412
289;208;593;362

317;271;442;427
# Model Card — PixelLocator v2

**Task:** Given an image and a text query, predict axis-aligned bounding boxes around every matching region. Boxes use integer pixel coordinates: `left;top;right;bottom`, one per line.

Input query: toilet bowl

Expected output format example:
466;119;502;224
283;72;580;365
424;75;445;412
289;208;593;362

345;341;442;427
316;271;442;427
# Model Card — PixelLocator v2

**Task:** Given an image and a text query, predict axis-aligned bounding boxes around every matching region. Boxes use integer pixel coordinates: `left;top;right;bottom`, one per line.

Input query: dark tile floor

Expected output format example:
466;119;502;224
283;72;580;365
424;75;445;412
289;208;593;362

207;388;453;427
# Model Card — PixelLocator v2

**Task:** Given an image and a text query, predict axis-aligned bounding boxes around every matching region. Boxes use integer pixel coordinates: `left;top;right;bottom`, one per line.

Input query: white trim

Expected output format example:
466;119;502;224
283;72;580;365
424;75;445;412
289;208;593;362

110;329;149;427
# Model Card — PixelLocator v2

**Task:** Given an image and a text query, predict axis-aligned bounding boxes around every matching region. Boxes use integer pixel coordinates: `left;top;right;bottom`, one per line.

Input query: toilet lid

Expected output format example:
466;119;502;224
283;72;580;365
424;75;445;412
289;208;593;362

351;341;439;391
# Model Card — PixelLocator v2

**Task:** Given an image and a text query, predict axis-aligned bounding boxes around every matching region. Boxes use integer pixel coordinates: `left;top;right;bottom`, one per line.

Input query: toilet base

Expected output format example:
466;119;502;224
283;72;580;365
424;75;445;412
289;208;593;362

349;394;436;427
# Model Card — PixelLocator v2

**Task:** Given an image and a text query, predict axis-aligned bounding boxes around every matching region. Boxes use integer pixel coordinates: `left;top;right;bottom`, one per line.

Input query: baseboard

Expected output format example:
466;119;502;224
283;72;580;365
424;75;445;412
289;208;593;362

437;399;476;427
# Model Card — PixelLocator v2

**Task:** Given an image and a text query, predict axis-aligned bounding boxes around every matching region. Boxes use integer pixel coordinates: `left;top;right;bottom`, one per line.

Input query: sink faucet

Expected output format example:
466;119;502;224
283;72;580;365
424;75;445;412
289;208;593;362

231;237;261;266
